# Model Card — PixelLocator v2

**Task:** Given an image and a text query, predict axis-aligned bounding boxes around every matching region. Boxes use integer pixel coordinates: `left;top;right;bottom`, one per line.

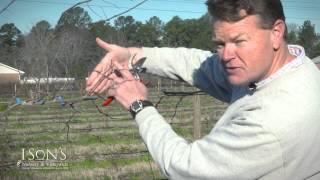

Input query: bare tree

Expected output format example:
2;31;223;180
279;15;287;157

20;20;55;99
54;27;89;75
51;26;97;90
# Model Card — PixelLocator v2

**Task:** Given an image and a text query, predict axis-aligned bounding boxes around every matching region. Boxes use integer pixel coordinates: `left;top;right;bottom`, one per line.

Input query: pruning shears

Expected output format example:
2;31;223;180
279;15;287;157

102;96;114;107
130;57;147;81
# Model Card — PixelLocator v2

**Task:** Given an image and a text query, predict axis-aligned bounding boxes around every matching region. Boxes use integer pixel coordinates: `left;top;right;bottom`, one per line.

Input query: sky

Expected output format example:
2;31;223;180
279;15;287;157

0;0;320;34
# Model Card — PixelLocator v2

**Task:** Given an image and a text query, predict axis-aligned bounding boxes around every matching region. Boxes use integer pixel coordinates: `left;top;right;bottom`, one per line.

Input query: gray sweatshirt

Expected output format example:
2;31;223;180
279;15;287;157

135;45;320;180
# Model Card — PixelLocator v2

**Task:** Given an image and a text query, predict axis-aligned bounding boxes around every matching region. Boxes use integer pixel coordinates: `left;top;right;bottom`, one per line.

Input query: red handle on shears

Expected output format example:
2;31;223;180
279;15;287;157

102;96;114;107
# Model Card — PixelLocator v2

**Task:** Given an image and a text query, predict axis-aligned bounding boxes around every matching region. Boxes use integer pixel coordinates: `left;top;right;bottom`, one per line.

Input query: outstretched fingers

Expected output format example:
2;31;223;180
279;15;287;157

86;63;103;91
87;64;113;94
96;37;114;52
86;51;114;90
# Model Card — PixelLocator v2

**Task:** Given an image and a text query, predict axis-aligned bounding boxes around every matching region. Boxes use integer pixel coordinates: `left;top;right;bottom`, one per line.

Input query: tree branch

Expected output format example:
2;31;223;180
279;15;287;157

66;0;92;12
102;0;120;9
87;3;103;19
0;0;15;15
106;0;149;21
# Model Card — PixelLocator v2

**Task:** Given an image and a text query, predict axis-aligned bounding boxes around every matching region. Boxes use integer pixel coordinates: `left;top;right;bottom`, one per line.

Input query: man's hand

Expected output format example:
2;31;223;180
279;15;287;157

86;38;147;109
86;37;143;94
107;61;148;110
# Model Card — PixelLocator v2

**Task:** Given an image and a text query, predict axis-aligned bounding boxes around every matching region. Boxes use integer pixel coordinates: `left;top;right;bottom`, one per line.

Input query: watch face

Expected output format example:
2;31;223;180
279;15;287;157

131;100;143;113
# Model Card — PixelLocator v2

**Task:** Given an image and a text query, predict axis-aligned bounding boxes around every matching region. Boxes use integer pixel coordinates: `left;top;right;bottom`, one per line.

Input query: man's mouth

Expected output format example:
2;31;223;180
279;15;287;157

225;66;240;74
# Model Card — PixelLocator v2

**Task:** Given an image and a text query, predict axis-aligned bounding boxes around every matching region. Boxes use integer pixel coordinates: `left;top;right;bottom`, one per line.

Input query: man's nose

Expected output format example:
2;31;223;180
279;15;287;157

221;44;236;62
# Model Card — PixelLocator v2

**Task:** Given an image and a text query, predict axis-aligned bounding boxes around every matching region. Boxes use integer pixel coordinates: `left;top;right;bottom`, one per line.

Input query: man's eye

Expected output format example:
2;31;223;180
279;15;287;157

216;45;224;51
217;44;224;48
215;42;225;49
235;40;245;44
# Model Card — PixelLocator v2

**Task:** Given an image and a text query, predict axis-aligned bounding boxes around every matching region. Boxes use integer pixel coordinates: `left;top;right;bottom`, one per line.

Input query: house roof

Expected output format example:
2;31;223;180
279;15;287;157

0;63;25;75
313;56;320;64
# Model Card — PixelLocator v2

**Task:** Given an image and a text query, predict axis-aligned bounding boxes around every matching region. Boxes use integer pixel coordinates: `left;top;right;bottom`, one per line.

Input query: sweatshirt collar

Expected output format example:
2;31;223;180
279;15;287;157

253;45;305;89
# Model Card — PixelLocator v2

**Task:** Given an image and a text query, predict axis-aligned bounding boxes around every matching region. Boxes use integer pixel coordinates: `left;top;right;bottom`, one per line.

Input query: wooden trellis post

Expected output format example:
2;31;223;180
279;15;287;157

193;94;201;139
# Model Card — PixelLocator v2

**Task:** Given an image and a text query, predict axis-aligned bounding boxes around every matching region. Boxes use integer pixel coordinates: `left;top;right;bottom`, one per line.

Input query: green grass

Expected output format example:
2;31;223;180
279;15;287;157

0;103;8;112
69;155;151;169
173;126;193;138
2;170;35;178
72;133;142;146
3;133;142;152
10;122;26;129
28;134;61;142
3;157;158;179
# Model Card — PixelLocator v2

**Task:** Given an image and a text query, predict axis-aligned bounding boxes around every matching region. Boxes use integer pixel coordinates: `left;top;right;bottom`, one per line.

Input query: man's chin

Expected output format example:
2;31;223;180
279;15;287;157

227;76;249;86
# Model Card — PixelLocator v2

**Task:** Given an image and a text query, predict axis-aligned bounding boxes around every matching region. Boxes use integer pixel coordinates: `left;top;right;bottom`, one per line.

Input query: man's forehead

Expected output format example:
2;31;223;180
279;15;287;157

213;15;263;28
212;15;263;37
212;23;249;39
212;32;248;41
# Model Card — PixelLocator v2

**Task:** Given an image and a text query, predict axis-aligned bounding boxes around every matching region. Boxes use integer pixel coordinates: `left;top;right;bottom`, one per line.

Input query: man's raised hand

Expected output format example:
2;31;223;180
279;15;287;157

86;38;131;94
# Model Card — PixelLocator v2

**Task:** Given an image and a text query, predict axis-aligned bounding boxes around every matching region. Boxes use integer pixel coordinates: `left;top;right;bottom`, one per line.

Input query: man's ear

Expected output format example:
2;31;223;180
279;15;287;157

271;19;286;50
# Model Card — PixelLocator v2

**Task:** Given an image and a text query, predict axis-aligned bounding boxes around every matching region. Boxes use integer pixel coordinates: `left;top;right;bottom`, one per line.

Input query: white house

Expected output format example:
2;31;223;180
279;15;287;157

20;77;75;84
0;63;25;84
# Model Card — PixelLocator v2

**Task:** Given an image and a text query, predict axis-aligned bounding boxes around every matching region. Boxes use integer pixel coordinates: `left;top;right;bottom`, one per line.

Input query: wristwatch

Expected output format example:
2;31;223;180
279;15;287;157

129;100;153;118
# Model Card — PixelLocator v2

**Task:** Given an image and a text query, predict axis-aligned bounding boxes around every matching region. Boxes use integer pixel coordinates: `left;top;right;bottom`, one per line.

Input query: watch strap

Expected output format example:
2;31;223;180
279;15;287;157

129;100;153;118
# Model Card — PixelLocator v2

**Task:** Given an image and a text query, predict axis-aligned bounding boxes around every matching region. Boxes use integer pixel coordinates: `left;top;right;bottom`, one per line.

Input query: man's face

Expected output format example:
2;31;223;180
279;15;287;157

213;15;276;86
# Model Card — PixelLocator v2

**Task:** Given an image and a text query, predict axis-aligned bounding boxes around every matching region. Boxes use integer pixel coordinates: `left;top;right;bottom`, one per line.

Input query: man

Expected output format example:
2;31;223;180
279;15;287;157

87;0;320;179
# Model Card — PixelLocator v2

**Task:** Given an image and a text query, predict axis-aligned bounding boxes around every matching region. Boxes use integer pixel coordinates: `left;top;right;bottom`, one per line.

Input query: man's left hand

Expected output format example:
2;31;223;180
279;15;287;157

107;61;148;110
